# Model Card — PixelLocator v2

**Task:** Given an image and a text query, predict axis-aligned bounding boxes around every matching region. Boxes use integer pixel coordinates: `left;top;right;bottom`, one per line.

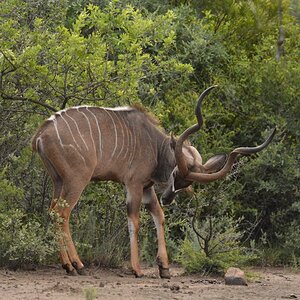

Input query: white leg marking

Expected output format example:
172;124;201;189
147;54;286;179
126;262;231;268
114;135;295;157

127;219;135;243
151;214;162;236
77;108;96;152
86;107;103;158
126;190;135;242
64;111;89;151
103;109;118;159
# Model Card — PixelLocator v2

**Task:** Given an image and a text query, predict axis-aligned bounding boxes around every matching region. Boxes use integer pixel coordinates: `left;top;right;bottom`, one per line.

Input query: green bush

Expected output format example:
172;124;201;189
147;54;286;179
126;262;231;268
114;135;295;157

175;170;258;275
0;210;57;268
177;216;256;275
71;182;129;267
237;134;300;265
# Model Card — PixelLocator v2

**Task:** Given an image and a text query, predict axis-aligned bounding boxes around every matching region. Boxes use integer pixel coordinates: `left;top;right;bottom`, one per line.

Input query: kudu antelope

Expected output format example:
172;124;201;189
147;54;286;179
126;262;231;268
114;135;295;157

32;86;275;278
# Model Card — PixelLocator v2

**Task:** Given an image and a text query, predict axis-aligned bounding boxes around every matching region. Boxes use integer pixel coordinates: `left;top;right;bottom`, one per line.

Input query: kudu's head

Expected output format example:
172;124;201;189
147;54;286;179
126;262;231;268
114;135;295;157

161;86;276;205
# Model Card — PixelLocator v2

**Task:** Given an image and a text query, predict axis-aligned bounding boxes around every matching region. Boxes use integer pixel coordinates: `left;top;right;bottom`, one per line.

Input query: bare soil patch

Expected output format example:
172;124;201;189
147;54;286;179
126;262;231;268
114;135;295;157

0;265;299;300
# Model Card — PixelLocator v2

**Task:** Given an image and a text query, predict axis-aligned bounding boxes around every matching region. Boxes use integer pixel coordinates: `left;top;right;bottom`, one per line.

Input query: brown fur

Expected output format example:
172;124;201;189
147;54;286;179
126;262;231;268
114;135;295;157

131;103;161;126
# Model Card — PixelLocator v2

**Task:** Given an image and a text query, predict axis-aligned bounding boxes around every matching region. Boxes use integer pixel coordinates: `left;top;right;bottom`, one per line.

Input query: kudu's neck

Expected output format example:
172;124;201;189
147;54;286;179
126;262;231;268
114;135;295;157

152;133;176;183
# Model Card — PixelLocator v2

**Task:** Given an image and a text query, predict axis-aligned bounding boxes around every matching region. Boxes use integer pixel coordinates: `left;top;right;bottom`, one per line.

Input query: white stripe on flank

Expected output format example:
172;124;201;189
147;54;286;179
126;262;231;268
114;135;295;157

114;113;126;160
77;108;96;152
121;116;131;162
66;144;86;164
129;124;137;167
49;117;86;165
146;130;156;160
64;111;89;151
53;118;64;148
102;109;118;159
86;107;103;158
58;112;81;151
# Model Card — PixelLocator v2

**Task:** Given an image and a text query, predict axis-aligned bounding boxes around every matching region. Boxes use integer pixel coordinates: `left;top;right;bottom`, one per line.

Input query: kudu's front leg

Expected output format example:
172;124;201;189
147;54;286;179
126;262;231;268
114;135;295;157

143;187;170;279
126;184;143;277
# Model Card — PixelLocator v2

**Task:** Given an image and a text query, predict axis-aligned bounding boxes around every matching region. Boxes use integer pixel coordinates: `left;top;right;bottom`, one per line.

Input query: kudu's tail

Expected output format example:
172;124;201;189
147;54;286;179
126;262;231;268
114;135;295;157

31;134;39;152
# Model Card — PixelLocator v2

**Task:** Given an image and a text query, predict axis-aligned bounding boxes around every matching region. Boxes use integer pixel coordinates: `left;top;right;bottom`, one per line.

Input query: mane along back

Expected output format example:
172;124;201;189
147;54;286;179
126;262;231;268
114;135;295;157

131;104;160;126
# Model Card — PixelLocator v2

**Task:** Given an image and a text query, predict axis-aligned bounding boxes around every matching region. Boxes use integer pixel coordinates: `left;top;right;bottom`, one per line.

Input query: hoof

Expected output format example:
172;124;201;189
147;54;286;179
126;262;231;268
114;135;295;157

62;264;77;276
134;271;144;278
159;267;171;279
71;262;86;275
67;269;78;276
156;257;171;279
77;267;87;276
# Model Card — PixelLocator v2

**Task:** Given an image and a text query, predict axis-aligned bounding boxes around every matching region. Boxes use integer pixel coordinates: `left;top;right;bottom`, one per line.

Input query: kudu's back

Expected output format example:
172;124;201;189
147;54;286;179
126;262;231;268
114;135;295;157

32;106;163;184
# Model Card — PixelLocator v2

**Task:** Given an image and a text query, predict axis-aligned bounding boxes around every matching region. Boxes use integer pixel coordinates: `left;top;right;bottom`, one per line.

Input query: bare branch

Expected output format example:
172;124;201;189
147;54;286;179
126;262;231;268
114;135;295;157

1;94;58;112
0;49;18;71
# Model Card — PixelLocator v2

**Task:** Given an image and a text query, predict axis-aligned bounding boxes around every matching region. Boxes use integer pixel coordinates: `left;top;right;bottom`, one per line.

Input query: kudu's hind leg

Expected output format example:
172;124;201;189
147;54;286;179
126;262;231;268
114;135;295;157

51;181;87;275
126;184;143;278
40;155;63;212
144;187;170;279
49;179;63;211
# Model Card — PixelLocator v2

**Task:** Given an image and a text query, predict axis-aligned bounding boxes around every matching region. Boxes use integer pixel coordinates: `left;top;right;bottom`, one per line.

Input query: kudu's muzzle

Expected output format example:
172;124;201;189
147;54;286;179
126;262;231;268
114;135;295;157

160;168;191;205
160;188;177;205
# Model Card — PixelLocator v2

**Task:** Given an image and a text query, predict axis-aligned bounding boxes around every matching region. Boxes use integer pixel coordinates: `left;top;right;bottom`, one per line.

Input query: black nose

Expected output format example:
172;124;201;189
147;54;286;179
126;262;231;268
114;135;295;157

160;193;176;205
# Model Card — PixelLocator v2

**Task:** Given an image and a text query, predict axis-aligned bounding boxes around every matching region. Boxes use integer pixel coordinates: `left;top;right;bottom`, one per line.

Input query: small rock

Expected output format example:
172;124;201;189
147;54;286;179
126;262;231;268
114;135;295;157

208;279;219;284
170;284;180;291
8;277;16;281
162;283;169;289
99;282;105;287
224;267;248;286
281;295;298;299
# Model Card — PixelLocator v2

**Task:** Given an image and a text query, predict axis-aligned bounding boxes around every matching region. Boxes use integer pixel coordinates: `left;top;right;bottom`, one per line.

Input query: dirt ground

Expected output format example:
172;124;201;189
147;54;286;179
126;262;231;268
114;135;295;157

0;265;299;300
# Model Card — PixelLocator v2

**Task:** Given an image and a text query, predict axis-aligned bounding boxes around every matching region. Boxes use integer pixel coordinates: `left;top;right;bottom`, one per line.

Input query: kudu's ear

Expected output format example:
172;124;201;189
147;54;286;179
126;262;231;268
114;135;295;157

170;133;177;150
203;153;228;174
